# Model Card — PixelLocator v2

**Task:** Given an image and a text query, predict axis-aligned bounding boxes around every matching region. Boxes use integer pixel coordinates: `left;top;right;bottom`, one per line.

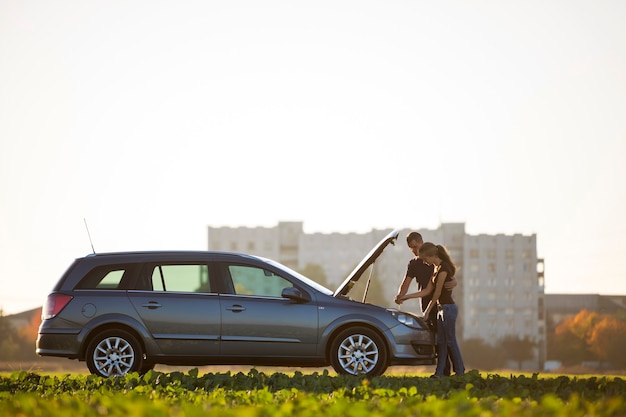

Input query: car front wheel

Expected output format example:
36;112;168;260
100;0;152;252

86;329;144;377
330;326;388;377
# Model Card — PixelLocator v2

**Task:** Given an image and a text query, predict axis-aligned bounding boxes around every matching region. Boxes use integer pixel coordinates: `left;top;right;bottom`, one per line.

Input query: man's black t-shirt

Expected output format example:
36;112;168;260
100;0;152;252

406;257;435;311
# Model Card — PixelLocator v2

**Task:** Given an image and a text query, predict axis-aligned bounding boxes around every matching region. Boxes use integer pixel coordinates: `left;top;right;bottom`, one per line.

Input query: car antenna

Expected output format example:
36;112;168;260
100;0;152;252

83;218;96;254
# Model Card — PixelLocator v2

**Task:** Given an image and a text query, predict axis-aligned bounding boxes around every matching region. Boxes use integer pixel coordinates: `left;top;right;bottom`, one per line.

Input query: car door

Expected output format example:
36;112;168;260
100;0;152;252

128;262;221;356
218;263;319;358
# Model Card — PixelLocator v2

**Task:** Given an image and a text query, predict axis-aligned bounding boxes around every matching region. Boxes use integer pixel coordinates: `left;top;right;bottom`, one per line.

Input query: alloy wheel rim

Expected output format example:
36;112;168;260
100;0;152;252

93;336;135;377
337;334;379;375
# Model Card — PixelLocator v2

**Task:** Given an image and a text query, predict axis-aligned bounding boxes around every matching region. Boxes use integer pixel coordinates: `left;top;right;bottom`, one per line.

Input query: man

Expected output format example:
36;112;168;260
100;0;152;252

394;231;456;376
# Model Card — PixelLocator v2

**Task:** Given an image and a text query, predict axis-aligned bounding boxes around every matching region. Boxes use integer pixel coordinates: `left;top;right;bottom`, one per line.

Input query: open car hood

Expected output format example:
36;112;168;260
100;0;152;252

333;229;399;298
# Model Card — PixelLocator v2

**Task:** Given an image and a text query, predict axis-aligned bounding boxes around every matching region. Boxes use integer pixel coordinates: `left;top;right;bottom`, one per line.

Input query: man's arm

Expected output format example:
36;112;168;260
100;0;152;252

394;275;412;303
444;276;458;290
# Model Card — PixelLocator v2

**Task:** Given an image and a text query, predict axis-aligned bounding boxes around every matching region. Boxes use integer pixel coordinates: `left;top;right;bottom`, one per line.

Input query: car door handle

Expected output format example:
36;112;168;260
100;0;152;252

142;302;162;309
226;304;246;312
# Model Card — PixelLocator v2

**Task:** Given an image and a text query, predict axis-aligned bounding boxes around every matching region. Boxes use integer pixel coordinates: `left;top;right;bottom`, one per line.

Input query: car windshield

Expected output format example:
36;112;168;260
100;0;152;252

261;257;333;296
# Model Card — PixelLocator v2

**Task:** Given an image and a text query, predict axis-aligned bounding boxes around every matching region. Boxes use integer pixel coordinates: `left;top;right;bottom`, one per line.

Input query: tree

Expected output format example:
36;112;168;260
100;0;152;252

0;309;41;361
18;308;42;341
499;335;536;370
569;309;601;341
549;309;626;369
551;310;598;365
0;310;21;361
588;315;626;368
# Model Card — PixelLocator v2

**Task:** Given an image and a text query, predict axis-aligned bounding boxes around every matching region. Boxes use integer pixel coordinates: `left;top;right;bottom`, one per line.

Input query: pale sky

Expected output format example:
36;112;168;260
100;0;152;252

1;1;625;315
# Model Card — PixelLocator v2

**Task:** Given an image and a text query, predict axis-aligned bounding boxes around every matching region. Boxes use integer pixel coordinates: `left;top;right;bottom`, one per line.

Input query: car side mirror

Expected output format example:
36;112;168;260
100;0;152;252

281;287;308;303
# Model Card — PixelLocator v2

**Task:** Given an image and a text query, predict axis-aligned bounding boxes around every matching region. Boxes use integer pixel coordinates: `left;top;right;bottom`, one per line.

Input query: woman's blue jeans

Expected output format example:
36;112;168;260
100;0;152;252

434;303;465;376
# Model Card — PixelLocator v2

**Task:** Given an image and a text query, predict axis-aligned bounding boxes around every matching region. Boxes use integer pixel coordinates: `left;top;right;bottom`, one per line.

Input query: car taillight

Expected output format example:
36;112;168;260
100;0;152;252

42;293;73;320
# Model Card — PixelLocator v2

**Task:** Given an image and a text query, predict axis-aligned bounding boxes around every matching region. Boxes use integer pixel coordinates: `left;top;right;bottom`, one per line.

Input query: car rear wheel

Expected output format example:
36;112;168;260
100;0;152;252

86;329;144;377
330;326;388;377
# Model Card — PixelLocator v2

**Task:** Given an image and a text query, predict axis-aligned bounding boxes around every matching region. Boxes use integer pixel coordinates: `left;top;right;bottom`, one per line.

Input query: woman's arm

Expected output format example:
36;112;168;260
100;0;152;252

423;271;448;317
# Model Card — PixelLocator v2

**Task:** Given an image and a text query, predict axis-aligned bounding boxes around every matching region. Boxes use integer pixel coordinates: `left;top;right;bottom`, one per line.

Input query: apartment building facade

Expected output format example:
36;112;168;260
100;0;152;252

208;221;545;368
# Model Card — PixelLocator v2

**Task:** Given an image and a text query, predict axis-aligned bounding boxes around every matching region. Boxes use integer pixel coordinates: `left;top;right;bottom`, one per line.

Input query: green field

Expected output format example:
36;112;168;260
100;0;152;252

1;368;625;416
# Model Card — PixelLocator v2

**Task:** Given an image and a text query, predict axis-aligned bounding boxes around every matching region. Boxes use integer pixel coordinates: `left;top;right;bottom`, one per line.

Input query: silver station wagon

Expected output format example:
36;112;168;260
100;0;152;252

37;230;435;377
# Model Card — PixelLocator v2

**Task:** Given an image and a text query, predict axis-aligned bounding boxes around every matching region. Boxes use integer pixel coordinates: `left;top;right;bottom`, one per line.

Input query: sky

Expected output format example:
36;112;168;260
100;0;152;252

1;1;625;315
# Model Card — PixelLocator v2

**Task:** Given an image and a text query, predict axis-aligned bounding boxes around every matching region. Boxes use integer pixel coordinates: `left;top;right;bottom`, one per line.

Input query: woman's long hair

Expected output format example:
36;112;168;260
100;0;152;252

419;242;457;276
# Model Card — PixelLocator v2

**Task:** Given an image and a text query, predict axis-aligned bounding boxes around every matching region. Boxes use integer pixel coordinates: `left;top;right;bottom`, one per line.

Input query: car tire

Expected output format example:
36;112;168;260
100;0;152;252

86;329;144;377
329;326;388;377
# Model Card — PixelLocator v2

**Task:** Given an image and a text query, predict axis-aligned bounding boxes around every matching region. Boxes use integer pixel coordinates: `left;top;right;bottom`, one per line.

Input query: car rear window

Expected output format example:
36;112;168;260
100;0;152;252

75;264;139;290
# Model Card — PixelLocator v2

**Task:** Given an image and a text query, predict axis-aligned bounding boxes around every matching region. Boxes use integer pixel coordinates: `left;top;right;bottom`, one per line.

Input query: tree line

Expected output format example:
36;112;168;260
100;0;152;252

0;308;41;361
547;309;626;368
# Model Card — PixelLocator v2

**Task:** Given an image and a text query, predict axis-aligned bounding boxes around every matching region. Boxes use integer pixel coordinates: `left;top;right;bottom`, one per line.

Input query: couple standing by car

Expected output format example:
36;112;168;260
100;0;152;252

394;232;465;378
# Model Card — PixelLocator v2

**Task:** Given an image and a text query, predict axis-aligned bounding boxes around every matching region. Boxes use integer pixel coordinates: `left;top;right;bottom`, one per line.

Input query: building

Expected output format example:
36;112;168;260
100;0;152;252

462;233;545;368
208;221;545;368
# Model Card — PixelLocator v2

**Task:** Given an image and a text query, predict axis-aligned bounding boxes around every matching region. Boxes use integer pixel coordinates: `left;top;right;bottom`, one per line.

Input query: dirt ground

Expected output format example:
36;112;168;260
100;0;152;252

1;358;623;376
0;358;431;375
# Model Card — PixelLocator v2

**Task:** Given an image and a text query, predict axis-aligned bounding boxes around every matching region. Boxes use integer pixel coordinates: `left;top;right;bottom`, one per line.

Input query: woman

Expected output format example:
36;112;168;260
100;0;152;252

396;242;465;377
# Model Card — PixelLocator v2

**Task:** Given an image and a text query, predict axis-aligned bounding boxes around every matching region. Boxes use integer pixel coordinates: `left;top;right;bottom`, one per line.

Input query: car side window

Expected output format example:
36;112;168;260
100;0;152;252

149;264;211;293
228;265;292;297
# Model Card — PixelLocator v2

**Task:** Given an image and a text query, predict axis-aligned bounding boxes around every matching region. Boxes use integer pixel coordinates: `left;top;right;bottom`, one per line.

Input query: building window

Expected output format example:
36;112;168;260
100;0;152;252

470;249;479;258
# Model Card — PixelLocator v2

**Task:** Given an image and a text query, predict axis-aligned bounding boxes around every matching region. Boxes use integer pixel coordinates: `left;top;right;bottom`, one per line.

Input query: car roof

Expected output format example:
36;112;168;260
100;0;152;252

82;250;258;259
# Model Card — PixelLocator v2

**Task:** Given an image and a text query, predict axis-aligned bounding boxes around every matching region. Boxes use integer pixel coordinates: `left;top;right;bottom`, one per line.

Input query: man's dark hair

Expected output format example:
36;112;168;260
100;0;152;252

406;232;423;245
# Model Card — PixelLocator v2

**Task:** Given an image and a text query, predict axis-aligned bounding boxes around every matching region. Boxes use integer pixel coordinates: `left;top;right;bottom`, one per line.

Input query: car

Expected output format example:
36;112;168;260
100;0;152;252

36;229;435;377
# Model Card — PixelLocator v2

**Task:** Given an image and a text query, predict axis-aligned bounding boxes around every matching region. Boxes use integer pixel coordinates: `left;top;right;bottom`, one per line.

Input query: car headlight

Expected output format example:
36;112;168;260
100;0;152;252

389;310;425;330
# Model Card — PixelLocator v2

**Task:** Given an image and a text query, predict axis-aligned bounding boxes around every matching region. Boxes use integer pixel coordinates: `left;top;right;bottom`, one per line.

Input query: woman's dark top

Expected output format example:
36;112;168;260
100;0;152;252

433;261;455;305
